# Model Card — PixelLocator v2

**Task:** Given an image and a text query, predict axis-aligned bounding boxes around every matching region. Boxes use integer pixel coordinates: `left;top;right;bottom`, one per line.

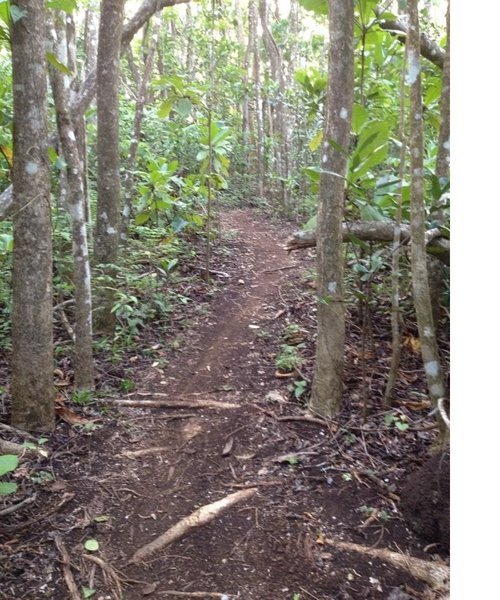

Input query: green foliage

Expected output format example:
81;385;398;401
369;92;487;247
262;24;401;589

276;344;304;373
384;413;409;431
0;454;18;495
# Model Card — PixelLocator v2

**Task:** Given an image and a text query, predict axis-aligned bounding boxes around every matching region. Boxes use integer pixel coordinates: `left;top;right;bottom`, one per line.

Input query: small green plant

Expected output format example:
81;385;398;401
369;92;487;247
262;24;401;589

72;389;93;406
0;454;18;495
384;413;409;431
30;470;54;485
288;379;307;400
275;344;304;373
120;379;135;393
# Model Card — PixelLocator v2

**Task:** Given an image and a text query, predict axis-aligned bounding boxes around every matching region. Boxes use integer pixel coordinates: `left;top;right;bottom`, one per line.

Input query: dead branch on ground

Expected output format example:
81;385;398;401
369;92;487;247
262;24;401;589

98;397;239;409
54;536;81;600
130;488;257;564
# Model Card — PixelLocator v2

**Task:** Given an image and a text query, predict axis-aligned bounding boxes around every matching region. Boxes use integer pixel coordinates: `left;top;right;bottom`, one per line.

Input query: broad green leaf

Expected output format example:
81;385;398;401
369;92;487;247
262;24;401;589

84;539;99;552
384;414;395;426
352;104;369;135
351;143;388;180
0;454;18;477
172;216;188;232
359;202;387;221
174;97;192;118
158;97;175;119
48;146;58;163
425;79;442;106
135;211;151;226
82;588;96;599
0;482;17;495
46;52;72;76
395;421;409;431
0;1;9;27
346;233;370;251
0;233;13;252
309;129;323;152
430;174;443;200
46;0;77;12
327;137;350;158
298;0;327;15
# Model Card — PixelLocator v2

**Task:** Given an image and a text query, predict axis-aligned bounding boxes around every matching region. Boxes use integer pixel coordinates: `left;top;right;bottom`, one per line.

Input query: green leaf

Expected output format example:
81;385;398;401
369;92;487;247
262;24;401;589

172;216;188;233
82;587;96;598
298;0;327;15
302;215;317;231
0;454;18;477
93;515;110;523
46;0;76;12
352;104;369;135
359;202;387;221
309;129;323;152
395;421;409;431
135;211;151;225
0;1;10;27
46;52;72;76
158;97;175;119
0;481;17;495
174;97;193;118
384;414;396;426
84;539;99;552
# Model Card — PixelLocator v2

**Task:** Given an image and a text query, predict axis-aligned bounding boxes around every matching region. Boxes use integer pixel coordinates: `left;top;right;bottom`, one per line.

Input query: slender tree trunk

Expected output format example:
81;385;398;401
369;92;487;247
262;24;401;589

93;0;125;334
249;0;264;198
407;0;447;441
10;0;54;431
122;16;161;238
49;12;94;390
309;0;354;417
258;0;290;211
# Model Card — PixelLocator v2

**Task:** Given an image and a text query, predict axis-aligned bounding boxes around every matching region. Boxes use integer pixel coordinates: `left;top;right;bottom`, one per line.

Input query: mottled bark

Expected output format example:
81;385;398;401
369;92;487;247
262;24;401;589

10;0;54;431
49;12;94;390
93;0;125;333
309;0;354;417
122;16;161;237
407;0;447;440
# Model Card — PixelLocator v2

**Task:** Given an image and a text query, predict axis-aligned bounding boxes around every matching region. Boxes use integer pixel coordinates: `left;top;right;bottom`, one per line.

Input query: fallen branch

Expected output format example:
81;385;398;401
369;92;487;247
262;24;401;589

130;488;257;564
286;222;449;266
325;538;449;591
54;535;81;600
121;445;174;459
159;593;235;598
0;437;49;458
0;492;37;517
97;398;239;409
0;422;39;442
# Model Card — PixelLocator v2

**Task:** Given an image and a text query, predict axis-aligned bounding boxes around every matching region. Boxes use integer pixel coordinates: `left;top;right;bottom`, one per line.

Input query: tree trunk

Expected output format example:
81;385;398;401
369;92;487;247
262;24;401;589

93;0;125;334
407;0;447;441
249;0;264;199
309;0;354;417
10;0;54;432
49;11;94;390
122;16;161;237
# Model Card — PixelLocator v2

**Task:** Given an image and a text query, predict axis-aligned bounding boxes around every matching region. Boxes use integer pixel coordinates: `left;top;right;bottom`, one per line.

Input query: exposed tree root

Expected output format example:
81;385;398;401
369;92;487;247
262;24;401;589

82;554;125;600
130;488;257;564
121;445;174;459
54;536;81;600
325;538;449;592
159;592;234;598
98;397;239;409
0;437;49;458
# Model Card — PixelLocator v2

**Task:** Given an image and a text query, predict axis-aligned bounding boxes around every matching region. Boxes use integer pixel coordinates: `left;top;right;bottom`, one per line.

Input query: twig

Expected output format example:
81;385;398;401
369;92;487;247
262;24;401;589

54;535;81;600
82;554;125;600
121;445;172;459
130;488;257;564
159;593;235;598
260;265;297;273
58;308;76;342
98;398;239;409
0;437;49;458
2;492;74;531
0;492;37;517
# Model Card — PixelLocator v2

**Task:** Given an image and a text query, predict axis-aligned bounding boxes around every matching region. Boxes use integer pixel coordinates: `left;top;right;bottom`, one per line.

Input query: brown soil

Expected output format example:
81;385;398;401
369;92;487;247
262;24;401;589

0;208;449;600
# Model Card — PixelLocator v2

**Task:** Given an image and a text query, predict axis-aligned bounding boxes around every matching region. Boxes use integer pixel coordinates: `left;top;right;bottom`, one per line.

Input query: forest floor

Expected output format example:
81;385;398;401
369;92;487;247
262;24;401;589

0;208;449;600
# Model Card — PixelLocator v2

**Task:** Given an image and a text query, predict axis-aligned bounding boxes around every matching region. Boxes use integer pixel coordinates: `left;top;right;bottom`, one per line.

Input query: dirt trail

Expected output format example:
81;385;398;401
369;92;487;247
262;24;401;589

1;208;442;600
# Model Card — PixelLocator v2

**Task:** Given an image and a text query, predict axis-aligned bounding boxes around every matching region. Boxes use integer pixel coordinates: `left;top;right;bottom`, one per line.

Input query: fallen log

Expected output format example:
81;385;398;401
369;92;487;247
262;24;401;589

286;222;449;266
129;488;257;563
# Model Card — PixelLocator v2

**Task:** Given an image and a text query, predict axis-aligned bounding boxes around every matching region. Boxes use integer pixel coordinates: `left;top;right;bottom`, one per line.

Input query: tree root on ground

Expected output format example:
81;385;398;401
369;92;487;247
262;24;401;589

130;488;257;564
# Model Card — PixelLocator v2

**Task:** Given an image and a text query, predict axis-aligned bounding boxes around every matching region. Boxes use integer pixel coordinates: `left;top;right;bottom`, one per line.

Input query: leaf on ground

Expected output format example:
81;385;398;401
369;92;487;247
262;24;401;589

55;406;94;425
221;437;234;456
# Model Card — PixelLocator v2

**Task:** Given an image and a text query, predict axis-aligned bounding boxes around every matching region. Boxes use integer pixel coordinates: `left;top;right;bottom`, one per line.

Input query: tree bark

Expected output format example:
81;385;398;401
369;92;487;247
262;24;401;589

249;0;264;198
10;0;54;431
309;0;354;417
407;0;447;441
93;0;125;333
49;11;94;390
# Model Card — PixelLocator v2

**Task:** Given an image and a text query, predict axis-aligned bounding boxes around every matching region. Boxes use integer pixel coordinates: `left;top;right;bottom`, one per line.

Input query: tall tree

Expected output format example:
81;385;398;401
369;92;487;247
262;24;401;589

10;0;54;431
49;11;94;390
309;0;354;417
93;0;125;333
407;0;447;439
